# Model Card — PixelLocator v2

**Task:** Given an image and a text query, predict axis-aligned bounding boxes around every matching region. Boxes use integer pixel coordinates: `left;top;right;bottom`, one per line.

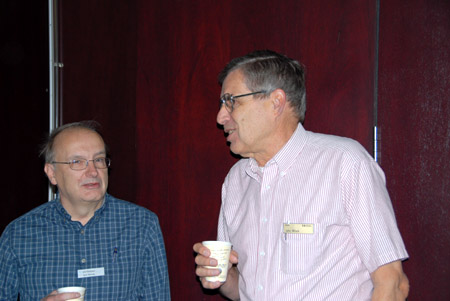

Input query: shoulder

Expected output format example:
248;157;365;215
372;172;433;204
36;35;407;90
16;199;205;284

104;194;160;224
222;158;251;186
1;201;55;235
305;130;373;163
227;158;249;175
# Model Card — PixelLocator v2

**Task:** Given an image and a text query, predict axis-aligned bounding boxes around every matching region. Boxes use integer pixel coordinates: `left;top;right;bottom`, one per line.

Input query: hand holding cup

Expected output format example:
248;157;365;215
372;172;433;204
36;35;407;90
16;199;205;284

194;240;237;290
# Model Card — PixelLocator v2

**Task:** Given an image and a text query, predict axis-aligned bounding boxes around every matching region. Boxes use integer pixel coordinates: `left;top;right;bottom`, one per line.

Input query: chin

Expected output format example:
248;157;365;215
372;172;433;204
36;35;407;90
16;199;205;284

82;192;105;202
230;147;247;158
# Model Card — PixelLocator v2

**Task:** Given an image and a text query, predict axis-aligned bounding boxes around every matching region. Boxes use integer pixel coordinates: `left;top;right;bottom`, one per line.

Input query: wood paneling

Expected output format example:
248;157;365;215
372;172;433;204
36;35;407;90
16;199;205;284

378;0;450;299
59;1;138;203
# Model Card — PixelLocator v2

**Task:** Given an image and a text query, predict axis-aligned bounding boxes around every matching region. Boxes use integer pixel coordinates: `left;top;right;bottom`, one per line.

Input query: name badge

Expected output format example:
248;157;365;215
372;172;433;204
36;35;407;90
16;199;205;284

78;267;105;278
283;223;314;234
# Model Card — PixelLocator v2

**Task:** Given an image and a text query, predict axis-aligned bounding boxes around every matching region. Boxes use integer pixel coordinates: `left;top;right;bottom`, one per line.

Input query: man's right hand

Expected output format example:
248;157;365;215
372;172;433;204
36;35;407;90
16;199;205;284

193;242;238;289
41;290;81;301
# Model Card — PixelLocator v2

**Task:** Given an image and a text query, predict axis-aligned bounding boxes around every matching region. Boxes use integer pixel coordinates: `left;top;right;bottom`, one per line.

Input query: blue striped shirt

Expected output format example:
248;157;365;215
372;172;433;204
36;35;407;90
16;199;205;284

0;194;170;300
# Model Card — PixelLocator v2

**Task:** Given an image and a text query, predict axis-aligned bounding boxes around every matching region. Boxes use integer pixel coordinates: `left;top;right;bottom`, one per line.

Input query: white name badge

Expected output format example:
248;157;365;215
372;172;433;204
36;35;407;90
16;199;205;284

78;267;105;278
283;223;314;234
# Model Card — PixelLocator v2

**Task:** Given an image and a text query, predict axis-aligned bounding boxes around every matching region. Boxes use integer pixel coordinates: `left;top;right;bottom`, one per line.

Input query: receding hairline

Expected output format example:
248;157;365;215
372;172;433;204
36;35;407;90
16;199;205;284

53;127;105;148
48;127;106;162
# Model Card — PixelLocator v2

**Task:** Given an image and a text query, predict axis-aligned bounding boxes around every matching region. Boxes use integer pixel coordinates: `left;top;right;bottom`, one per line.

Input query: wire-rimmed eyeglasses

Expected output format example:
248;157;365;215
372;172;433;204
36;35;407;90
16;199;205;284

51;157;111;170
220;91;266;113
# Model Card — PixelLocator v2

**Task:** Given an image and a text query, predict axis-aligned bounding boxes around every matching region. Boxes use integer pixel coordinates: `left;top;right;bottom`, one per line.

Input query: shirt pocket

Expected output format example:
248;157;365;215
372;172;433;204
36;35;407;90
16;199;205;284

279;224;323;276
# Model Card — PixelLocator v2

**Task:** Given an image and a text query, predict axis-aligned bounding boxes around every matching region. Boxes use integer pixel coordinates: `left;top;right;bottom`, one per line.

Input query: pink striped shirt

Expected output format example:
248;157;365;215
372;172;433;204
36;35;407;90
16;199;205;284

217;123;408;301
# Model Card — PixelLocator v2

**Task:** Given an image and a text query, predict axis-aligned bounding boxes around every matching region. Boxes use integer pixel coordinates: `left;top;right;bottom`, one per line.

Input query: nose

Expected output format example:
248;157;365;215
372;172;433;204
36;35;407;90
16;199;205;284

85;160;99;176
217;105;230;125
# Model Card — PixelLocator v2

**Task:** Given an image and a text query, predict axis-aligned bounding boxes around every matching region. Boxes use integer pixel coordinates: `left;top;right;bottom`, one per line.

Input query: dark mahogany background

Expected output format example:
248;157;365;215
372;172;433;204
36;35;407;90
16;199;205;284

378;1;450;299
2;0;449;300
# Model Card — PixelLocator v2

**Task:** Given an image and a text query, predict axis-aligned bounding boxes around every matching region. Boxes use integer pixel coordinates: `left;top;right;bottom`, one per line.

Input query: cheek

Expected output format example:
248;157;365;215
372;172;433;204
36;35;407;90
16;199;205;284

101;171;109;186
238;116;258;135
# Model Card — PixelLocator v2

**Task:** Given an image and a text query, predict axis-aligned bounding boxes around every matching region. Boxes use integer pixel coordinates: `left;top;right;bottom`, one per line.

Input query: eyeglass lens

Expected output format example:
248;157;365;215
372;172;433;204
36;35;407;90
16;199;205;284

220;94;234;112
70;158;110;170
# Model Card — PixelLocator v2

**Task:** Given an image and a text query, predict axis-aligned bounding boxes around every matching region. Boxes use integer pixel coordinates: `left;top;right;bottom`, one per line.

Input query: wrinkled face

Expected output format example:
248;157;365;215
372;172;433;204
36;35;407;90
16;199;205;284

216;69;273;159
45;128;108;207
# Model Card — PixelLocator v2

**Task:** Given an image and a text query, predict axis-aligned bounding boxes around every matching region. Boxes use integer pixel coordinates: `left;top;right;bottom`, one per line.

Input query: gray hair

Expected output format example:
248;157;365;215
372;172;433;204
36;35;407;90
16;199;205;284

218;50;306;123
40;120;107;163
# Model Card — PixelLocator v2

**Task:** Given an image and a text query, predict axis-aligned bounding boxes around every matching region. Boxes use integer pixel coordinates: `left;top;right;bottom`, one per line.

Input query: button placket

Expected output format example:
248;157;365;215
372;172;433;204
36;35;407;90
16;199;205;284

79;226;87;265
256;163;278;299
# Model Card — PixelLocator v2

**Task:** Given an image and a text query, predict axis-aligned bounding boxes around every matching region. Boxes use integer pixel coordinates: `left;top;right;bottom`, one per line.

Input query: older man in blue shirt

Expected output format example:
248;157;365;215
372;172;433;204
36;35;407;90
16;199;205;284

0;121;170;300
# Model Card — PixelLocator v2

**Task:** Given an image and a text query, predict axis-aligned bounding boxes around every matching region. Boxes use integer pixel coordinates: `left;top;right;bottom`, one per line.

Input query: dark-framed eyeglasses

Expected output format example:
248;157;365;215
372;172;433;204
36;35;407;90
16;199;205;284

51;157;111;170
220;91;266;113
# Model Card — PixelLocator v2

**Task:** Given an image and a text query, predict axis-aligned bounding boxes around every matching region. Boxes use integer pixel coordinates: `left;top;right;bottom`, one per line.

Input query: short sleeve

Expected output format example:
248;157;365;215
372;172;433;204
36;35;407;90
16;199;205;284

343;159;408;273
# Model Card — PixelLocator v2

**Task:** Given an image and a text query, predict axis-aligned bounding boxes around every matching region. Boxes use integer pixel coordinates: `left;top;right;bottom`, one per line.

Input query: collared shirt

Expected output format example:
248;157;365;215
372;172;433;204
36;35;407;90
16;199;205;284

218;123;408;301
0;194;170;300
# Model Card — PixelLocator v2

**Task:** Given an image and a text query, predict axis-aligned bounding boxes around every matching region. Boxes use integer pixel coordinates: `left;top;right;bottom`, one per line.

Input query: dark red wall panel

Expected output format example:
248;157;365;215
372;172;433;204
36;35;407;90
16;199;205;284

378;0;450;299
60;1;138;203
227;0;376;151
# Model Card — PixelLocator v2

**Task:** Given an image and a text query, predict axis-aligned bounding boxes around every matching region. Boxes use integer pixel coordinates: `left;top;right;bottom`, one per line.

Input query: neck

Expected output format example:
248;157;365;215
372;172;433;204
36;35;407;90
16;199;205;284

60;196;105;226
253;122;297;167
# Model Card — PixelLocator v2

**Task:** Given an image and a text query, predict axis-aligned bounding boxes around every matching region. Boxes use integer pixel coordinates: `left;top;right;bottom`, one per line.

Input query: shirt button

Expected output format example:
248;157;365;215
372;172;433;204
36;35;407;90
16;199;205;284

257;285;264;291
266;185;271;190
281;171;286;176
80;229;85;235
262;217;268;223
81;258;87;264
260;251;265;256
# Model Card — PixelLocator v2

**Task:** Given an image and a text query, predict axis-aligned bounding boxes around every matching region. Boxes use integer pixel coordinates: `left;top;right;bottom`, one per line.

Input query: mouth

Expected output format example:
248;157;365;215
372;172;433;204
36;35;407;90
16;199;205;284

81;181;100;189
224;128;235;135
224;129;236;142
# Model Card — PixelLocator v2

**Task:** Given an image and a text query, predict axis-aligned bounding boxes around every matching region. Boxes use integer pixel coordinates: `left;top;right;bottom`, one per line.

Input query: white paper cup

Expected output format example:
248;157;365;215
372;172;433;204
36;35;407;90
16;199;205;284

202;240;232;282
57;286;86;301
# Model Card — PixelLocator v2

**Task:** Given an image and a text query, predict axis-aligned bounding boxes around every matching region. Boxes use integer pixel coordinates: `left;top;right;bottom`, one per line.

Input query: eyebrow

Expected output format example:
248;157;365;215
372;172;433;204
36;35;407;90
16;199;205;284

69;151;107;159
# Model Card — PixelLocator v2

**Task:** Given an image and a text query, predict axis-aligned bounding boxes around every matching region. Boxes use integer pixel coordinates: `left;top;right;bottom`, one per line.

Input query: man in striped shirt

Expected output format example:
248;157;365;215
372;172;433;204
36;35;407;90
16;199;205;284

194;50;409;300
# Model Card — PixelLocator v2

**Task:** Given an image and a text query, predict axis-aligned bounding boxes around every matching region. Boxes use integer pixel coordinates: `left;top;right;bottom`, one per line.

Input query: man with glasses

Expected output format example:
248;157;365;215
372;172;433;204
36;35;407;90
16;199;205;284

0;121;170;300
193;50;409;300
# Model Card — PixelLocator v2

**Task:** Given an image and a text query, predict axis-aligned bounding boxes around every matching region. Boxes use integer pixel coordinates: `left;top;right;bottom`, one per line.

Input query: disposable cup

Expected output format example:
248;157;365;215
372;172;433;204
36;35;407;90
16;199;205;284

202;240;232;282
57;286;86;301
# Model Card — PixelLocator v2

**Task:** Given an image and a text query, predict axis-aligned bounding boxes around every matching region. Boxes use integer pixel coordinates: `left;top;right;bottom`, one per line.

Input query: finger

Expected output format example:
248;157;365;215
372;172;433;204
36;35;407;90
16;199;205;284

196;265;221;277
200;277;223;289
45;290;58;297
195;254;218;267
193;242;210;256
61;293;82;300
229;250;239;264
46;293;81;301
193;242;203;253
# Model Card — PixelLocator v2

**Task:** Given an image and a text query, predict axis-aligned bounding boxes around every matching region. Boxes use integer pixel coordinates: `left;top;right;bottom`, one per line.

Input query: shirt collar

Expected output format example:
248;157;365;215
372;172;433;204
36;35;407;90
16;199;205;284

53;193;109;226
246;123;308;176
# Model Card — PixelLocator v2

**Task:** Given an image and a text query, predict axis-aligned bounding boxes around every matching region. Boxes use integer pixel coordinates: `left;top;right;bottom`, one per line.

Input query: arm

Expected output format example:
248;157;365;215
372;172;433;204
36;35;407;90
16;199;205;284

141;214;171;301
1;225;82;301
219;265;240;300
193;242;240;300
0;227;19;301
371;260;409;301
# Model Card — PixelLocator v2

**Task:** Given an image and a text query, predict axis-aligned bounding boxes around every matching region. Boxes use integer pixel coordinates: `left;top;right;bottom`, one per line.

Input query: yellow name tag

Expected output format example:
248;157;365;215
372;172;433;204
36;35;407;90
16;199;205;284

283;223;314;234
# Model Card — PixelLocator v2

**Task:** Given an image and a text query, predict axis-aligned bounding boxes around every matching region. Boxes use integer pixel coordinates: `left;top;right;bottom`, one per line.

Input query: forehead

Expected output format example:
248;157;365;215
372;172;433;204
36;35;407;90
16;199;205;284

222;69;248;94
53;128;105;156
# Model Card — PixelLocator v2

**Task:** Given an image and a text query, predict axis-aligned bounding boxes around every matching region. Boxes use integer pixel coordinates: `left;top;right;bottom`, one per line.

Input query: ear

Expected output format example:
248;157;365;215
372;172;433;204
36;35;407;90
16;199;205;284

44;163;58;186
270;89;287;116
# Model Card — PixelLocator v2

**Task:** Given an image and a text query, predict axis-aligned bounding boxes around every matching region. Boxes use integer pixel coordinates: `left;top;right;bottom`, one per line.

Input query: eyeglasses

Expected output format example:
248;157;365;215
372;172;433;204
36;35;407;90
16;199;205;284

51;157;111;170
220;91;266;113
